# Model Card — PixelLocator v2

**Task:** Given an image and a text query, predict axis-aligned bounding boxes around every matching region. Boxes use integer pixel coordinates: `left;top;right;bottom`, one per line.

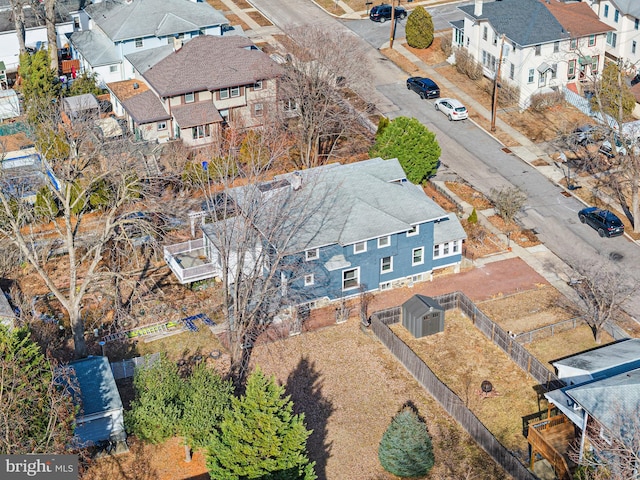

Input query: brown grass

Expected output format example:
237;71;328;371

224;14;250;31
525;325;615;371
477;286;576;334
391;310;540;457
245;10;272;27
205;0;227;11
445;181;493;209
313;0;346;16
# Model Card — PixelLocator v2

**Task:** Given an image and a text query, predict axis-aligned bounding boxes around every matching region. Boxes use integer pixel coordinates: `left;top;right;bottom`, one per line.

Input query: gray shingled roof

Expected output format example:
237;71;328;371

202;158;461;254
434;213;467;244
610;0;640;19
125;44;174;74
459;0;570;47
85;0;227;42
142;35;283;97
122;89;171;124
69;29;121;67
0;0;80;34
172;101;223;128
552;338;640;375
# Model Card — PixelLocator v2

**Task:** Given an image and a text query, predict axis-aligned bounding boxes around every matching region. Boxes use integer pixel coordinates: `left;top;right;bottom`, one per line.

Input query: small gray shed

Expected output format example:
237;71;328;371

402;295;445;338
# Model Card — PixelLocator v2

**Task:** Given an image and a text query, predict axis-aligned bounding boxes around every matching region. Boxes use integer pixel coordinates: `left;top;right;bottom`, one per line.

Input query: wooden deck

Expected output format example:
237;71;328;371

527;415;577;480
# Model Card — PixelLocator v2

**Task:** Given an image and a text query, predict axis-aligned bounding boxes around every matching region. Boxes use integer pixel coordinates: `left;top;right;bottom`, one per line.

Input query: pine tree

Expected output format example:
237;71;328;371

468;207;478;224
378;406;435;478
370;116;441;184
207;367;316;480
406;7;435;50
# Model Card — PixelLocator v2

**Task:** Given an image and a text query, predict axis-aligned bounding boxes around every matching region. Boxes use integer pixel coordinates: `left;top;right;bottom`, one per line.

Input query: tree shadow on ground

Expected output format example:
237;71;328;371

285;356;334;480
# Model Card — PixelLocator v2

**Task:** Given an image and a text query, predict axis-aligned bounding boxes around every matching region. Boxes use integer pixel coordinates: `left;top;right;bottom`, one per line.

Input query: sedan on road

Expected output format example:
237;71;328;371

406;77;440;99
434;98;468;121
578;207;624;238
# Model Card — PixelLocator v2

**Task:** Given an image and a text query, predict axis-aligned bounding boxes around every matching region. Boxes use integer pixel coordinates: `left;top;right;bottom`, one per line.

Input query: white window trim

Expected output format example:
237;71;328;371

231;86;241;97
354;241;367;254
254;80;263;90
254;103;264;116
406;225;419;237
220;88;229;100
377;236;390;248
185;92;195;103
342;267;360;291
305;248;319;261
381;256;393;274
157;121;167;131
412;247;424;266
304;274;314;286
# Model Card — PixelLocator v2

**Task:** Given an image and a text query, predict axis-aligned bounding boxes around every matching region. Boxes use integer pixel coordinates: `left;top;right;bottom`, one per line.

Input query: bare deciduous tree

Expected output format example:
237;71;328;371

194;125;334;388
490;186;527;224
278;25;373;169
568;259;636;343
0;108;160;358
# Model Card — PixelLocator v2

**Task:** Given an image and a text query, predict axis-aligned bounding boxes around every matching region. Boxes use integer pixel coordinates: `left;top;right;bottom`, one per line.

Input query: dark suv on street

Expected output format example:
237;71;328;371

369;4;407;22
406;77;440;99
578;207;624;238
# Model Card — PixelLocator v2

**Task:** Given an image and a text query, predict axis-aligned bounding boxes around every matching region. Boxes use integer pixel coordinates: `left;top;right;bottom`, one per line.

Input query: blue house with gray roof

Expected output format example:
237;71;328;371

164;158;466;307
453;0;612;109
69;0;228;86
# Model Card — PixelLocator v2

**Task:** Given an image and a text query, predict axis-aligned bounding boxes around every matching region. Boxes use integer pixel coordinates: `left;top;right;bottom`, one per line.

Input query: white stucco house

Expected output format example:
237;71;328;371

452;0;613;109
588;0;640;73
68;0;229;86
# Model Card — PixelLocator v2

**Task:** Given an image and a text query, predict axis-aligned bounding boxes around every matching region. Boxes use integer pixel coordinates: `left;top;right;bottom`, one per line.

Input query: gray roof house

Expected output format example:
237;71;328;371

69;0;228;86
69;356;125;446
164;158;467;310
453;0;613;109
107;35;283;146
526;338;640;479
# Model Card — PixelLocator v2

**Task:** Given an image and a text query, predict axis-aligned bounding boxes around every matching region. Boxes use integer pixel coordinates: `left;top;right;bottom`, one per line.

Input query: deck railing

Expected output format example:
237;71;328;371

527;416;572;480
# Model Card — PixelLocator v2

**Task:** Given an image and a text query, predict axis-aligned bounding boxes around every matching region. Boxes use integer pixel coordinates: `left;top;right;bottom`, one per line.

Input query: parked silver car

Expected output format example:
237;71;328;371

434;98;468;121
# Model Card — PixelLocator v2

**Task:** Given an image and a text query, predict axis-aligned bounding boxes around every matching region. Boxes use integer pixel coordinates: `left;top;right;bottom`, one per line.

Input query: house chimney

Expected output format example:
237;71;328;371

173;37;183;52
474;0;483;16
291;171;303;191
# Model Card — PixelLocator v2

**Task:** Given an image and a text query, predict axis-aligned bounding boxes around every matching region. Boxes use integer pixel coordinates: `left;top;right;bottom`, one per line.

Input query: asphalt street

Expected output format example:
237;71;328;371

248;0;640;319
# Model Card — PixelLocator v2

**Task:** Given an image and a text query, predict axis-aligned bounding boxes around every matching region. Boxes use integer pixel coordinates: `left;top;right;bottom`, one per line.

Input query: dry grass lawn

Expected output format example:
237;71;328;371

391;310;540;459
477;286;577;334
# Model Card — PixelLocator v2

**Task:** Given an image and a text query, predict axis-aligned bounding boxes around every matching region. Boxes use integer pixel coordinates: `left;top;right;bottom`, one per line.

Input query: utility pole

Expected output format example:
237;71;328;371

491;34;506;132
389;0;397;48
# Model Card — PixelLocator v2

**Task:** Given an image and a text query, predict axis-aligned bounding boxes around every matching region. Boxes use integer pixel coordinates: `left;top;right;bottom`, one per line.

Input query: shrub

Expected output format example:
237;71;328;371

528;89;565;112
468;207;478;224
440;35;453;58
490;186;527;224
406;7;434;49
455;48;483;80
376;116;390;138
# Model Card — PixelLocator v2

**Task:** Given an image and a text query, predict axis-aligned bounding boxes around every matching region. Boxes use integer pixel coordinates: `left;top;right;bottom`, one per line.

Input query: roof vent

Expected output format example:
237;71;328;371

133;82;139;89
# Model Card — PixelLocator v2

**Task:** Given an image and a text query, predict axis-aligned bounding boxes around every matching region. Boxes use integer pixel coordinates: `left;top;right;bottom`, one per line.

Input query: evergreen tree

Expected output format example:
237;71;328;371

207;367;316;480
591;62;635;120
180;363;233;451
378;406;435;478
406;7;435;49
68;72;104;97
0;325;75;454
18;50;61;121
468;207;478;224
370;116;441;184
125;355;183;444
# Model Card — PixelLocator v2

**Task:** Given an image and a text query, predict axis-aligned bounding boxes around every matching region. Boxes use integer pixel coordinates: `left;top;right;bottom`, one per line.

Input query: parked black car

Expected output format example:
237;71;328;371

406;77;440;99
369;4;407;22
578;207;624;237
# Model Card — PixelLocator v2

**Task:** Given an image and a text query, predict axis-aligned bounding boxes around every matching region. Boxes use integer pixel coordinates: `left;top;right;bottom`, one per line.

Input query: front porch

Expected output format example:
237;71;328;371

163;237;221;284
527;414;577;480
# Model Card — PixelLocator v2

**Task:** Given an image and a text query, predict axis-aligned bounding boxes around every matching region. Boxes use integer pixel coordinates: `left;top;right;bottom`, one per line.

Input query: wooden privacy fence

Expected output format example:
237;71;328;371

370;310;538;480
110;353;160;380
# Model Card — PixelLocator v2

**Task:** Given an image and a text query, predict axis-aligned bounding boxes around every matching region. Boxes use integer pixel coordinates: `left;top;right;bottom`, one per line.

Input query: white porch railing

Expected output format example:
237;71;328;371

163;238;221;284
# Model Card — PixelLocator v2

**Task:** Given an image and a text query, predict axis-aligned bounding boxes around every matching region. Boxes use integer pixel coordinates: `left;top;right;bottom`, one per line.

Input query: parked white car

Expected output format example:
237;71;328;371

434;98;468;121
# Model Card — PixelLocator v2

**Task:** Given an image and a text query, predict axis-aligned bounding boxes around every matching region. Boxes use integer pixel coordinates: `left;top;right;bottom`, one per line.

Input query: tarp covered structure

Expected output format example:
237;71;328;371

0;89;20;120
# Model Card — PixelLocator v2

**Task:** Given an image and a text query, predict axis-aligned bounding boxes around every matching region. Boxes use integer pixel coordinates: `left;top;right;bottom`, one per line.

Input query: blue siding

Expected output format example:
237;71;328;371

289;220;463;302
